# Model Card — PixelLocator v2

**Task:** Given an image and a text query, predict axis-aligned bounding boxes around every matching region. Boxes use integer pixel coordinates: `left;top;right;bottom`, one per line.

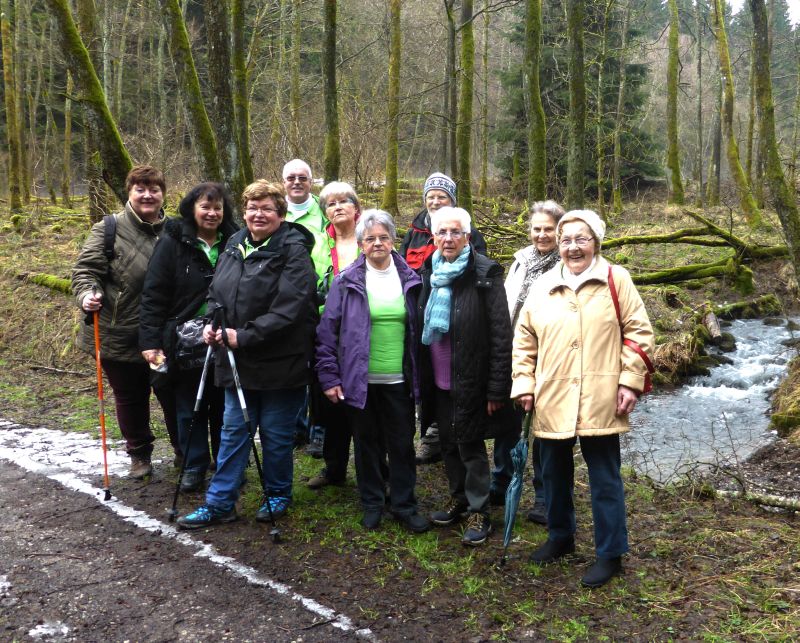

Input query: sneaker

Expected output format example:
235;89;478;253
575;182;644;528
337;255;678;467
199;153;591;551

128;456;152;480
179;470;204;492
430;500;469;526
526;500;547;525
256;496;291;522
395;511;431;534
307;471;345;489
581;556;622;588
416;425;442;464
529;537;575;564
177;504;238;530
304;436;324;459
361;508;383;530
461;513;492;546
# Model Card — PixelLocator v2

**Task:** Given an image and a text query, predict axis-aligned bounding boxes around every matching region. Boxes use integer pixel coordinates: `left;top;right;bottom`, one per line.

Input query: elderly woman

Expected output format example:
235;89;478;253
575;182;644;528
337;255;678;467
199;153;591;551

491;201;565;524
418;206;513;546
139;183;239;492
72;165;178;479
315;210;429;533
400;172;488;465
306;181;365;490
177;180;318;529
512;209;654;588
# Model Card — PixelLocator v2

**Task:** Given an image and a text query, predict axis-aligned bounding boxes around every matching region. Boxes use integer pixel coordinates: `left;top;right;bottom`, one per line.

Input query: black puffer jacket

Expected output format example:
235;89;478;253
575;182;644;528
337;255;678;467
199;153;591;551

417;251;513;442
208;221;318;391
139;216;239;361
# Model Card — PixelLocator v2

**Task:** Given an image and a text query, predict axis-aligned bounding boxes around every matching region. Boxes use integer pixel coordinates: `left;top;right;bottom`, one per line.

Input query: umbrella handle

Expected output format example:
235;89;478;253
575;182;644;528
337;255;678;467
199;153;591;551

522;410;533;440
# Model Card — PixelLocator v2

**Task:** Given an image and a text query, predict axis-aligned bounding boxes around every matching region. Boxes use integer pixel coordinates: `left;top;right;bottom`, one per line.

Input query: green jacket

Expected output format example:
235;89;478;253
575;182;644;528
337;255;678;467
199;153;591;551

286;195;332;287
72;203;166;362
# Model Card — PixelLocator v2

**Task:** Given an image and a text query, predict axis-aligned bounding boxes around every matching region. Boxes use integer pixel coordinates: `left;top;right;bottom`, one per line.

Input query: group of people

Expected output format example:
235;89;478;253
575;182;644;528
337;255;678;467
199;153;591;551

72;162;654;588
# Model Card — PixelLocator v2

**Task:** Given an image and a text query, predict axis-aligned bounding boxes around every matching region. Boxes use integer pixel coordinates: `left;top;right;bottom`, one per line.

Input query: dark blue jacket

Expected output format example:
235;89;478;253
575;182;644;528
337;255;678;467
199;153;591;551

315;251;422;409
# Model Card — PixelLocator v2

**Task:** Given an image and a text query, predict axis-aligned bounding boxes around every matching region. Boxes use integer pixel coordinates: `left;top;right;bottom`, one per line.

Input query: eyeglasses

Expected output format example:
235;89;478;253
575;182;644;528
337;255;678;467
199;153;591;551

559;236;592;248
434;230;464;240
285;175;309;183
326;198;354;208
245;206;278;216
363;235;392;245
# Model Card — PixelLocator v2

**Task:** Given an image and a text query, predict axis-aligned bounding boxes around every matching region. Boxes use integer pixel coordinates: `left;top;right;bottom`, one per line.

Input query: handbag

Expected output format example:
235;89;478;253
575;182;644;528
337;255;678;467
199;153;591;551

607;265;655;394
174;317;207;370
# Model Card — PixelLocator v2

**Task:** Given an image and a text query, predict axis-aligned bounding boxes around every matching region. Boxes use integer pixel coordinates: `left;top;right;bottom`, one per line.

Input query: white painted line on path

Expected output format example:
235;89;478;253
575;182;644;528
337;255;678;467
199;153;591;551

0;421;375;641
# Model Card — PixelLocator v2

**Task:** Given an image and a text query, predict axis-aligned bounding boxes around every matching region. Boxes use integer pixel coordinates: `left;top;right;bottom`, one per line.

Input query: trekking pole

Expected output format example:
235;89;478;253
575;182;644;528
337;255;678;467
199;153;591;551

167;340;216;522
91;286;112;501
216;306;281;543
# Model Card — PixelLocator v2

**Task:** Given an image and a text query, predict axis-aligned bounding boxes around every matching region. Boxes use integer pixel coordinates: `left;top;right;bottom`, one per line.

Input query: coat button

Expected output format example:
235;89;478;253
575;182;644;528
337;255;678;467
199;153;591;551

577;416;582;423
570;303;578;312
572;341;579;349
573;378;579;385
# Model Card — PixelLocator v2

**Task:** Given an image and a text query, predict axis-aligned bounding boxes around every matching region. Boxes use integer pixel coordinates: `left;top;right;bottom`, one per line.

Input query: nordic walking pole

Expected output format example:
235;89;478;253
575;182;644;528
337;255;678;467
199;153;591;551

167;341;215;522
217;306;281;543
91;287;112;501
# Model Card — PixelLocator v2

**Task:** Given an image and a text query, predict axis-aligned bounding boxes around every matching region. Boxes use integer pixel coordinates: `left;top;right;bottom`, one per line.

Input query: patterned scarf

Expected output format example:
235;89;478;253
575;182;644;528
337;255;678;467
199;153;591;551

511;246;560;326
421;246;471;345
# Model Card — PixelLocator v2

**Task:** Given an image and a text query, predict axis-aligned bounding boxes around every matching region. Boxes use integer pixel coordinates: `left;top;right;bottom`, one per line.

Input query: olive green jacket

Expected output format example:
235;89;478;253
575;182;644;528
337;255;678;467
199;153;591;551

71;203;166;362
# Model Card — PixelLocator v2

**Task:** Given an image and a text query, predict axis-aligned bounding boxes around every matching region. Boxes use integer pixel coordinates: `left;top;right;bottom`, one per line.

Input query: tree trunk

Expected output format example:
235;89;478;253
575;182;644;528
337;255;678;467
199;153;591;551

160;0;222;184
566;0;586;209
791;29;800;188
13;0;29;203
479;0;489;198
666;0;684;204
445;0;457;177
114;0;134;121
612;0;631;214
595;0;614;214
712;0;760;225
456;0;475;212
381;0;401;215
204;0;245;202
706;77;722;205
749;0;800;281
745;43;756;182
62;71;73;208
289;0;302;155
694;0;704;207
322;0;340;181
1;0;22;211
525;0;546;202
269;0;287;168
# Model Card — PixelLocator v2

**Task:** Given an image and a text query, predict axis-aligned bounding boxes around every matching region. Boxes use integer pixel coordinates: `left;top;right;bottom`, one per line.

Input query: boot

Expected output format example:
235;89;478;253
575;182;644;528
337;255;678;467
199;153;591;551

580;557;622;588
128;456;152;480
529;537;575;563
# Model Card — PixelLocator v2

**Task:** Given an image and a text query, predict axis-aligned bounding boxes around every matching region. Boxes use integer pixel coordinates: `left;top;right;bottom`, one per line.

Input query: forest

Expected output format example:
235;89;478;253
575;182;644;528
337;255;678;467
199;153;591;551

0;0;799;640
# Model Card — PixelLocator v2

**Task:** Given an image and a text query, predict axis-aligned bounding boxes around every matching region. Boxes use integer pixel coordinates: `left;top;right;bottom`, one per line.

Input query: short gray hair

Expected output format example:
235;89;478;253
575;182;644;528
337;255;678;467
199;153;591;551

319;181;361;212
356;209;396;243
529;200;565;231
282;159;312;181
430;206;471;235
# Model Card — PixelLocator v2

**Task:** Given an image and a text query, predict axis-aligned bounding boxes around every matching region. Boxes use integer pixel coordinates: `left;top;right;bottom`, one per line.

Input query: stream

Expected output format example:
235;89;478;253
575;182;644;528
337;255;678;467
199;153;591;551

623;317;798;483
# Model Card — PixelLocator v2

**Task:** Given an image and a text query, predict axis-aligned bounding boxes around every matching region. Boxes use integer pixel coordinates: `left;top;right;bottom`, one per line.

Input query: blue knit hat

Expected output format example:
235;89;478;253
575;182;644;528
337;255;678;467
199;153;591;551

423;172;457;206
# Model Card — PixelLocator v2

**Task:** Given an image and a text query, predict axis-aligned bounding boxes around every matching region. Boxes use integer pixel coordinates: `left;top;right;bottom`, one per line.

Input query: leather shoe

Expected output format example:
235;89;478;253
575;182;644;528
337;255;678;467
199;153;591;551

395;511;431;533
307;471;345;489
361;509;382;530
529;538;575;563
180;470;204;492
580;556;622;588
526;500;547;525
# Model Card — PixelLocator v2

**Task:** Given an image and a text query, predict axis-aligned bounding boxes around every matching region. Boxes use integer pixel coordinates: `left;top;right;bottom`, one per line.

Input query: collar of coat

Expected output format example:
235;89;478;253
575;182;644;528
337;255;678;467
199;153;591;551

124;201;165;234
543;255;611;294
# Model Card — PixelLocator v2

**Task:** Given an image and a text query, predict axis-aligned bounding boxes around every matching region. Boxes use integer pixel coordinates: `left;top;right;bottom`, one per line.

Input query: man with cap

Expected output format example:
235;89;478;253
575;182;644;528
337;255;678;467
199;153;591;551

400;172;488;464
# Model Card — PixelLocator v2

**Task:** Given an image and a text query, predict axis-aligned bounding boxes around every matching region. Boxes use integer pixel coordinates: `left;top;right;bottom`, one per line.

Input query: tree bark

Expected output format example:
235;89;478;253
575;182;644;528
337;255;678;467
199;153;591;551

381;0;401;215
14;0;29;203
706;77;722;206
694;0;704;207
712;0;760;225
595;0;614;214
160;0;222;184
479;0;489;197
445;0;457;177
456;0;475;212
612;0;631;214
749;0;800;281
289;0;302;155
62;71;73;208
566;0;586;209
322;0;340;181
666;0;684;204
525;0;546;202
1;0;22;211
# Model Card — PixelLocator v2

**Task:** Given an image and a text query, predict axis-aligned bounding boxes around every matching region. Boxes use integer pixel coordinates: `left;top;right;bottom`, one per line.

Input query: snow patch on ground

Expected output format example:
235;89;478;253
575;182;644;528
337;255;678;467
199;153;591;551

27;621;70;639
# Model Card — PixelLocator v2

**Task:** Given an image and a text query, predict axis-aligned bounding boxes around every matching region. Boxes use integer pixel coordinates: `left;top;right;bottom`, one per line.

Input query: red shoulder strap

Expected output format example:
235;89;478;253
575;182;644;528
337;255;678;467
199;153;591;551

608;265;654;393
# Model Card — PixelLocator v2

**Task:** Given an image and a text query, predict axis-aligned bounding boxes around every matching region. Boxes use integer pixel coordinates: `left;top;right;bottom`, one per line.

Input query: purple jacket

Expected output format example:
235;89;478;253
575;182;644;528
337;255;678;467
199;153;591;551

315;251;422;410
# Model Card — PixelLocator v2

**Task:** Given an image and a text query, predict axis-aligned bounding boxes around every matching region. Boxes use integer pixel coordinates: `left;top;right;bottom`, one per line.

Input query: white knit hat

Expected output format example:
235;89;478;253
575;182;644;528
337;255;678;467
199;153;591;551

557;209;606;243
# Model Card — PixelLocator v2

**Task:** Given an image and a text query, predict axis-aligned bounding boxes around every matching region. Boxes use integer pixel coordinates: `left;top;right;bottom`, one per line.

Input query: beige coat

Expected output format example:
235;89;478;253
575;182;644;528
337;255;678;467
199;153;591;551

511;256;654;439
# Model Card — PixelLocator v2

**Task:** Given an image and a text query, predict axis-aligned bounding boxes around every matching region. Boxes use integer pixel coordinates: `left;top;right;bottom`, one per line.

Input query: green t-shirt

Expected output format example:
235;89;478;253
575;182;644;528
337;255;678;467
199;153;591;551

195;233;223;317
367;291;406;376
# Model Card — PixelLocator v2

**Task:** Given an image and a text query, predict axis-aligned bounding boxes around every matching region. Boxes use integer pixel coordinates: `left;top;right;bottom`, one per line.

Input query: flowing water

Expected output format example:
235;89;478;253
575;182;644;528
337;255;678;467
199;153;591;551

622;318;798;483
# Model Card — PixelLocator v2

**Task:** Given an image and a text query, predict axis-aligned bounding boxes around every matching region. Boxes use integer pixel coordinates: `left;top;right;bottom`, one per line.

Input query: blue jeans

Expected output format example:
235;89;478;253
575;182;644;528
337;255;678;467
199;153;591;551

175;366;223;474
206;386;305;511
539;434;628;559
491;417;544;503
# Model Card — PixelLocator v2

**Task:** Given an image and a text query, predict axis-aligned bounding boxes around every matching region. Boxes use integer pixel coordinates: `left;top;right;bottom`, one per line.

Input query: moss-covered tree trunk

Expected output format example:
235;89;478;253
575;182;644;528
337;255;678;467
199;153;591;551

706;78;722;205
322;0;340;181
479;0;489;198
204;0;245;204
231;0;253;185
160;0;222;184
269;0;286;169
666;0;684;204
566;0;586;210
694;0;704;207
749;0;800;281
611;0;631;214
445;0;457;177
1;0;22;212
525;0;546;202
62;71;73;208
745;43;756;182
381;0;401;216
595;0;613;215
13;1;29;204
289;0;302;155
456;0;475;212
712;0;760;225
791;30;800;187
113;0;133;120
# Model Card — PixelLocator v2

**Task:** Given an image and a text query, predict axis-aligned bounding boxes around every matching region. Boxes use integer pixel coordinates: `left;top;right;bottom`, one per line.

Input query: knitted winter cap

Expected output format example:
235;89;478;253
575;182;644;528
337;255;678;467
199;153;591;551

423;172;457;206
557;209;606;243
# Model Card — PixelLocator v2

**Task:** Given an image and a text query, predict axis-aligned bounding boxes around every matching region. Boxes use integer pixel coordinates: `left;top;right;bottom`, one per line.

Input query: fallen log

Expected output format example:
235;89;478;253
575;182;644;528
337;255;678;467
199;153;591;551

716;489;800;511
